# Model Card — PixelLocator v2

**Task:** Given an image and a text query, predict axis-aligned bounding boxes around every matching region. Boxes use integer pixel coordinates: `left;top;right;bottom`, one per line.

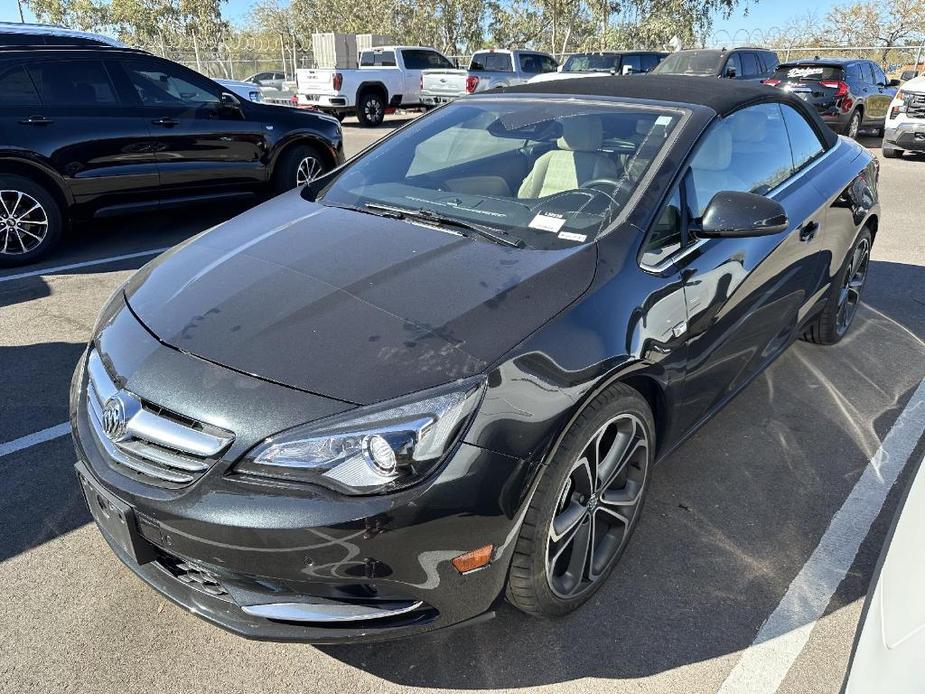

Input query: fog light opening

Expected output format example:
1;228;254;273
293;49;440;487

452;544;494;574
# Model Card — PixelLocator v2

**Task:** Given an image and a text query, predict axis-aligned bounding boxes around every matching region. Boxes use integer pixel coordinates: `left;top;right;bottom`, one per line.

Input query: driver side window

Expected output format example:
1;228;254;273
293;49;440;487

121;60;220;108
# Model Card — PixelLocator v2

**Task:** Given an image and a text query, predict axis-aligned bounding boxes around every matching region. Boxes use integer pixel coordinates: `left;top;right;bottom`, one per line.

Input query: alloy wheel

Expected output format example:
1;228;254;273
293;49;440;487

848;112;861;139
546;413;648;599
0;190;49;255
295;155;324;187
836;237;870;335
365;97;383;122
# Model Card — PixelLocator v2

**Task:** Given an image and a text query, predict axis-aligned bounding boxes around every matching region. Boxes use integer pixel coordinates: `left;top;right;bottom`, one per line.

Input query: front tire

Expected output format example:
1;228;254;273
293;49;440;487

802;227;872;345
356;91;385;127
882;144;902;158
506;383;653;617
273;144;327;194
0;175;63;267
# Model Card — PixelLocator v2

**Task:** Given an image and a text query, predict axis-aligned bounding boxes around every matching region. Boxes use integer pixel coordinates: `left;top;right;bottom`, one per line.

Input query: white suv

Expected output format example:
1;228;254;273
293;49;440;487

883;74;925;158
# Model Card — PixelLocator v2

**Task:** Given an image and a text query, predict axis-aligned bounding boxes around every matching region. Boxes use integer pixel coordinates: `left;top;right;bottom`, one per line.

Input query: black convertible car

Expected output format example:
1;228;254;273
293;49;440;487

71;75;879;643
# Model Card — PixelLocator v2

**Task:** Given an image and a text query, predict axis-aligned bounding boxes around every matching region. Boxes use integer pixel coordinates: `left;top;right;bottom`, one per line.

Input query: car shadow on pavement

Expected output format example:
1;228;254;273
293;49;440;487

320;260;925;687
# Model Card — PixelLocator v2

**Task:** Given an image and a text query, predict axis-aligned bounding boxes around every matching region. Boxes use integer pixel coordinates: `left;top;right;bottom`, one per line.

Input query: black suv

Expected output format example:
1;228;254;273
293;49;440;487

558;51;667;75
0;45;343;266
652;47;779;81
764;58;899;138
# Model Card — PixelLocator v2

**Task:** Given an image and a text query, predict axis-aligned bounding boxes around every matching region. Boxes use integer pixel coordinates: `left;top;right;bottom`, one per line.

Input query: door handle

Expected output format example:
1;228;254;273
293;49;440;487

19;115;53;126
151;117;179;127
799;221;819;242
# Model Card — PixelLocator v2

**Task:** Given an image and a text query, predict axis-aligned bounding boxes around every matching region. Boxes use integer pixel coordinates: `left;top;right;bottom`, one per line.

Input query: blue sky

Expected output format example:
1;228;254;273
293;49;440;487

3;0;842;37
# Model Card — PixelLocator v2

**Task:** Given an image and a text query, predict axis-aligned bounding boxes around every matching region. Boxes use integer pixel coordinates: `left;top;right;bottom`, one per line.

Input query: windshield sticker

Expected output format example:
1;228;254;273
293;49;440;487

655;115;673;127
529;213;567;232
558;231;587;243
788;67;824;79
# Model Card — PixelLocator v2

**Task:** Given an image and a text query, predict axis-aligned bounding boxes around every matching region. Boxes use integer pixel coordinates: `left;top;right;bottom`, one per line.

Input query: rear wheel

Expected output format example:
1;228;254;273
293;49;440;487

356;91;385;127
0;175;63;267
846;110;862;140
505;383;653;617
802;227;872;345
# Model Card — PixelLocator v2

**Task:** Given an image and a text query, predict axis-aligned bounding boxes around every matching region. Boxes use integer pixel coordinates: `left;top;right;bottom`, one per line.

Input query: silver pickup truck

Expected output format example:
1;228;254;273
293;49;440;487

421;49;558;105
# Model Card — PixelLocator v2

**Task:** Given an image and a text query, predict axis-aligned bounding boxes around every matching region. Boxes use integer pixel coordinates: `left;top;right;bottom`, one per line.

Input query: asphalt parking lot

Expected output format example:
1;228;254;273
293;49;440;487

1;118;924;694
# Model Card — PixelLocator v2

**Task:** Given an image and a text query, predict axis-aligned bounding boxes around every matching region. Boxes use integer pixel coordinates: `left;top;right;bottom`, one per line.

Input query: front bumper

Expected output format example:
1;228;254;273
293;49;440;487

70;309;531;644
885;120;925;151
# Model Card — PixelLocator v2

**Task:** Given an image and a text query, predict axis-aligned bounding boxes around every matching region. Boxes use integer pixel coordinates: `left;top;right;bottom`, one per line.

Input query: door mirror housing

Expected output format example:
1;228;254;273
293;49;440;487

724;65;737;78
694;191;788;238
889;78;902;87
220;92;241;109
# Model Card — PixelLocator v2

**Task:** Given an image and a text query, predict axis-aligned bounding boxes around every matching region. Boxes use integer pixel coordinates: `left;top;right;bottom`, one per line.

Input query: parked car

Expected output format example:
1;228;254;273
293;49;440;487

245;70;286;90
295;46;455;126
421;49;558;105
529;50;667;83
0;21;123;47
215;78;263;102
0;45;343;266
71;74;879;644
882;74;925;157
652;47;778;81
764;58;899;138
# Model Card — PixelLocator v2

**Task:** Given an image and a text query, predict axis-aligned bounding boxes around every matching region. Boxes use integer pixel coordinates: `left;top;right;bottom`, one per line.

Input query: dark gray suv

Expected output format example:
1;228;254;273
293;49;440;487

652;47;779;81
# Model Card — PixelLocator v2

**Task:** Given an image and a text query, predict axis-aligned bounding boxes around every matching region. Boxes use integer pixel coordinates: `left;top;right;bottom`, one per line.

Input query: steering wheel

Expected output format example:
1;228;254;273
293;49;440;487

579;178;622;205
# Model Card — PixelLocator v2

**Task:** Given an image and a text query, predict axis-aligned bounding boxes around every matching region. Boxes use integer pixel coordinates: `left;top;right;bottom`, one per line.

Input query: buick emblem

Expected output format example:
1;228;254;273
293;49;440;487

101;394;129;442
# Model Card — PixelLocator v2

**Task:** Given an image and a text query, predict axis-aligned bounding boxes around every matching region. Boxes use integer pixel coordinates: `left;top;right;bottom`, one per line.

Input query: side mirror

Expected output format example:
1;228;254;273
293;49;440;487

889;78;902;87
724;65;737;79
695;191;788;238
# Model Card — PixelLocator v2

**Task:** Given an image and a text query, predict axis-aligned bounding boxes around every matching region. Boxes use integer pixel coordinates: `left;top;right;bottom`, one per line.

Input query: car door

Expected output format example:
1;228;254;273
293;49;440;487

669;103;830;431
855;62;880;123
866;62;895;122
113;55;270;202
738;52;762;81
722;52;742;79
12;54;161;218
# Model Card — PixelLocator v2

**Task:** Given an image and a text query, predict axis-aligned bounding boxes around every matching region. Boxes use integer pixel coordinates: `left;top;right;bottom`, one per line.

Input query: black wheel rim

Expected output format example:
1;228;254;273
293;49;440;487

365;97;383;121
0;190;48;255
836;237;870;335
546;413;649;599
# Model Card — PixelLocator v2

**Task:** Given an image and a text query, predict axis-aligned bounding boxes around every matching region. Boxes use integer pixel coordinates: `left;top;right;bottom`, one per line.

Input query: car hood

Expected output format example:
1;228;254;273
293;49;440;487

125;193;596;404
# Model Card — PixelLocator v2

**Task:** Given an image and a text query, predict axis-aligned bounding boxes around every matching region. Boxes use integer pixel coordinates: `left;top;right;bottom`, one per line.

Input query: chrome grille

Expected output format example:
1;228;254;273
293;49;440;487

908;94;925;119
85;349;234;487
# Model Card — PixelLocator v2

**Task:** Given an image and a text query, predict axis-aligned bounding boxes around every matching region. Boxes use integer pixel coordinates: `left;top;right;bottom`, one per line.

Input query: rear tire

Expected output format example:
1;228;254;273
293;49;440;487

882;144;902;158
356;91;385;127
505;383;653;617
802;227;872;345
0;175;63;267
846;110;862;140
273;144;327;194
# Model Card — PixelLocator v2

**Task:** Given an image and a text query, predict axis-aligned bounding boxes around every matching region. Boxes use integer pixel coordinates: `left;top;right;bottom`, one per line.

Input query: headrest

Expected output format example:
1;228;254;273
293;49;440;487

731;109;767;143
693;126;733;171
557;116;604;152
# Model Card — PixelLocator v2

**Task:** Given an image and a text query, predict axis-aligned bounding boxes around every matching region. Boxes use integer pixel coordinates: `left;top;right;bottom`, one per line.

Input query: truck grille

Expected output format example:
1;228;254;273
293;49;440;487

908;94;925;119
85;349;234;488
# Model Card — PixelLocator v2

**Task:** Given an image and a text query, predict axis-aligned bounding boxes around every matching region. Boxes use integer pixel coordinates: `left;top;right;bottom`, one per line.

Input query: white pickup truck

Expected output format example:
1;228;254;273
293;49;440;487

295;46;456;126
420;49;559;106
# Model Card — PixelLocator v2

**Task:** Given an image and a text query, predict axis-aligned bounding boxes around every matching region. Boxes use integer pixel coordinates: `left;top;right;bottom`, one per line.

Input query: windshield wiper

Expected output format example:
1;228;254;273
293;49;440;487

365;203;525;248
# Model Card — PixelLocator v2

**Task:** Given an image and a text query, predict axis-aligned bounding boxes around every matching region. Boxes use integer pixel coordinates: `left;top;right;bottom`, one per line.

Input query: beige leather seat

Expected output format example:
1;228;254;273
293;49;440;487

687;126;746;217
517;116;619;199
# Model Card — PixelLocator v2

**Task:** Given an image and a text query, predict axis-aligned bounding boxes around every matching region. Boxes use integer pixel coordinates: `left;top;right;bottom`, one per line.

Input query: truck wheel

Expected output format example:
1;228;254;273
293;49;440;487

357;91;385;127
0;174;63;267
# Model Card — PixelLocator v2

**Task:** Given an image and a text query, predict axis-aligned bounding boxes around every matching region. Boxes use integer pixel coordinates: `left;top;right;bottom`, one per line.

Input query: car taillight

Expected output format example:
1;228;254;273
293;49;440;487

332;72;343;91
762;78;781;86
820;80;849;98
465;75;479;94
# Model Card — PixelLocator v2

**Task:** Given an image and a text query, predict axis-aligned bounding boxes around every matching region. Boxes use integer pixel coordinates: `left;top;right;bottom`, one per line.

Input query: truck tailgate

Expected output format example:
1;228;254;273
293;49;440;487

422;69;468;96
297;68;337;95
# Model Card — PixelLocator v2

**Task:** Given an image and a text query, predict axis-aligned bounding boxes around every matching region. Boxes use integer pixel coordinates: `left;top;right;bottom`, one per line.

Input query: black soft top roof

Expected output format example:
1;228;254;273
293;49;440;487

499;74;838;149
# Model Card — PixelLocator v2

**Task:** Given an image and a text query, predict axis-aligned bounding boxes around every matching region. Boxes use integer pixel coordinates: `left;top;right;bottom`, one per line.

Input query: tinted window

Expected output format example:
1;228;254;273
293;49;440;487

622;54;643;74
562;53;621;72
871;63;887;85
739;52;760;77
518;53;545;74
640;53;661;71
539;55;558;73
846;63;862;82
470;52;512;72
360;50;396;67
860;62;875;84
27;60;118;106
641;187;683;266
0;64;41;105
0;32;34;45
724;53;742;77
772;64;844;82
122;60;219;106
759;51;779;72
781;104;824;170
687;103;792;216
402;49;454;70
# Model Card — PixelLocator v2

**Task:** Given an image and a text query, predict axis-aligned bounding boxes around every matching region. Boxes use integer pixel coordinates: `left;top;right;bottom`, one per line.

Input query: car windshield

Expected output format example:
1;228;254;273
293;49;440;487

316;98;683;250
653;51;723;76
771;64;844;82
562;53;622;72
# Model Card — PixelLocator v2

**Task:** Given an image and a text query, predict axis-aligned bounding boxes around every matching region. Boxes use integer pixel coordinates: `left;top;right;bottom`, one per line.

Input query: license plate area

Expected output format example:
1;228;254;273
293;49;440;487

77;462;155;565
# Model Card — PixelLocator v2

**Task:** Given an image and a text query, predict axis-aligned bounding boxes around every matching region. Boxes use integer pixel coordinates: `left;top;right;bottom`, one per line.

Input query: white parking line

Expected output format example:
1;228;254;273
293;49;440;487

718;377;925;694
0;247;169;284
0;422;71;459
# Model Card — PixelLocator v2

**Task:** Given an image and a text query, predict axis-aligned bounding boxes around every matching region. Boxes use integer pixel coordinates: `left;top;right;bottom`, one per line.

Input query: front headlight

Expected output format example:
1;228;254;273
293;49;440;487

234;378;486;495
